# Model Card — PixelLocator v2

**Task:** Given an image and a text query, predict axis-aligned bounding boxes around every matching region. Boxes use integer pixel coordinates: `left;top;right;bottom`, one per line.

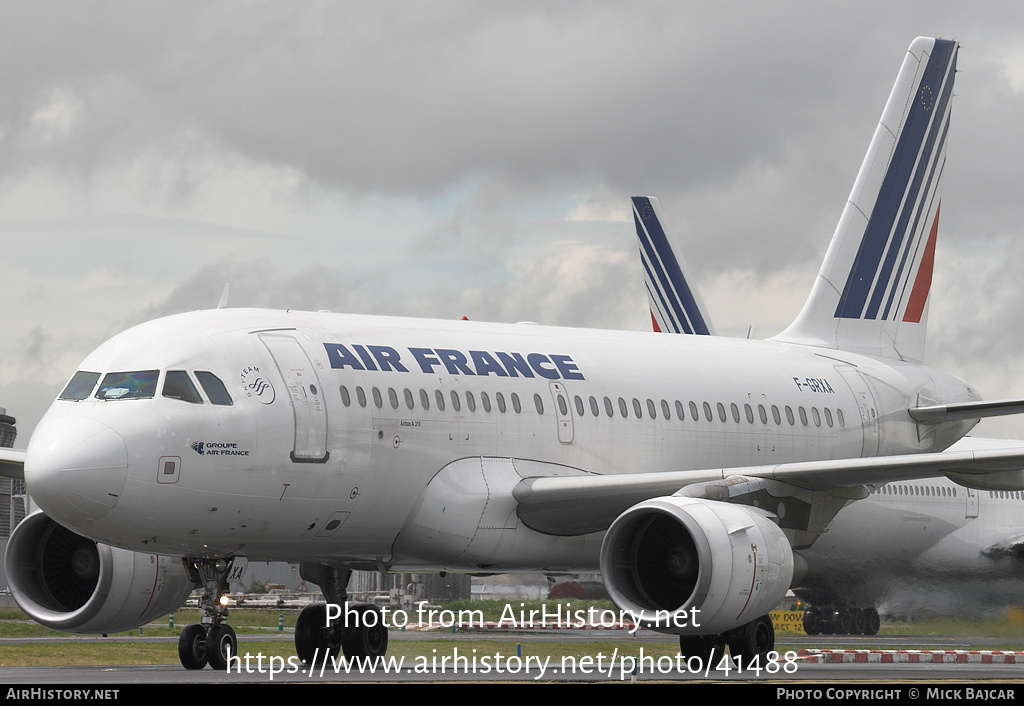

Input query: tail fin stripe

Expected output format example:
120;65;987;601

864;75;953;320
902;203;940;323
633;198;711;335
882;147;946;320
834;39;957;320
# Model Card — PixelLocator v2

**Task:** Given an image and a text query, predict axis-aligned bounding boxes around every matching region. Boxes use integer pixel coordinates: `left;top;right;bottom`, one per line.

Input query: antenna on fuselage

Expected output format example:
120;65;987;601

217;283;230;309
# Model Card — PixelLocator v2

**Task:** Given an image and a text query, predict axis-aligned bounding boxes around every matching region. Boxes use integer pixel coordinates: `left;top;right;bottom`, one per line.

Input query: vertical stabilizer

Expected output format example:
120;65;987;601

632;196;716;335
773;37;957;363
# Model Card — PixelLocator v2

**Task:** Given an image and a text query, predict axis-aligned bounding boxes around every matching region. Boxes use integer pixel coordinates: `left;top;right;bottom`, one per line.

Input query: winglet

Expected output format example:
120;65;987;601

632;196;715;335
773;37;957;363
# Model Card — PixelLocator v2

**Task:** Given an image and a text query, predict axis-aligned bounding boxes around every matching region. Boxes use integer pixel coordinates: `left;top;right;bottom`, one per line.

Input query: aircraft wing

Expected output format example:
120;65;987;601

513;437;1024;535
0;448;26;480
909;399;1024;423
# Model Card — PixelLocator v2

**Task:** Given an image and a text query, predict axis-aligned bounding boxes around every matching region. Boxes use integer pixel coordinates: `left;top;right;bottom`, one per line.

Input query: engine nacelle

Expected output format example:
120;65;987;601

599;496;793;635
4;512;195;633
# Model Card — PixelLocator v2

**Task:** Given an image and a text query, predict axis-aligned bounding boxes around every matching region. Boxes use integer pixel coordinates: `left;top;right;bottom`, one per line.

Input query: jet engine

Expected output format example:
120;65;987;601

599;496;794;635
4;512;195;633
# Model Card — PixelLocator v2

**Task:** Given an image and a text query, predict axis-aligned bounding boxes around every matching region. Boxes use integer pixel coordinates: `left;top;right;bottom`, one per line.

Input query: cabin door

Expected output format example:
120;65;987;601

261;334;330;462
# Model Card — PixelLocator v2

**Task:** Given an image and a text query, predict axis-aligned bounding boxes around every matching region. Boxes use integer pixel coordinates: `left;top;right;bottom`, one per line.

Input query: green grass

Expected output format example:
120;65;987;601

3;601;1023;667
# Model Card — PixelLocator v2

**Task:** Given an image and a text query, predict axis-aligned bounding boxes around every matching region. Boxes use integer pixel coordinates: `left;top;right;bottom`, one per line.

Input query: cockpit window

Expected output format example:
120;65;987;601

59;371;101;401
195;371;233;406
95;370;159;400
163;371;203;404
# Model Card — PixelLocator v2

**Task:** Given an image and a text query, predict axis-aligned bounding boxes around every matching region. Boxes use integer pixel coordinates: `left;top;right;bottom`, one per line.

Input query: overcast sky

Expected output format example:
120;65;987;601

3;1;1024;443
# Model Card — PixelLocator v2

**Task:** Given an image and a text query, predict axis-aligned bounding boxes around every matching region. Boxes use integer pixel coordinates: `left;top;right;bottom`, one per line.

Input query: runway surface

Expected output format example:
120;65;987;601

3;630;1024;685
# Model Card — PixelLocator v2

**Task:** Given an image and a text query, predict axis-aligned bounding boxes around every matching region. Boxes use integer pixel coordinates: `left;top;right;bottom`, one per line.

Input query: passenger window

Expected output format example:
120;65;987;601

435;389;446;411
575;396;585;416
194;372;232;406
745;404;754;424
512;393;522;414
357;387;367;407
404;388;414;410
534;394;544;414
758;405;768;424
482;392;492;413
675;400;685;421
419;389;430;410
812;407;821;426
785;406;795;426
647;399;657;419
59;371;101;401
771;405;781;425
339;386;351;407
96;370;159;401
717;402;726;422
798;406;808;426
591;396;601;417
466;391;476;412
689;401;699;421
703;402;713;422
388;387;399;409
496;392;507;413
558;396;568;416
605;397;615;417
618;397;629;418
837;408;845;427
633;398;643;419
372;387;383;408
450;390;461;412
163;371;203;404
661;400;671;419
824;408;834;427
731;403;740;423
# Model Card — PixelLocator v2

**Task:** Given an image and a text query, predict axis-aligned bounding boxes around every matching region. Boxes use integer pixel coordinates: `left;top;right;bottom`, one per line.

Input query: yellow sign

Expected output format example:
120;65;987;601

771;610;805;634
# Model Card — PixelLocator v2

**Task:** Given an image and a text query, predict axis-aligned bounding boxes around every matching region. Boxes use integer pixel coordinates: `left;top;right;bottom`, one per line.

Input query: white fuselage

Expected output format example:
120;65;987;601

25;308;978;575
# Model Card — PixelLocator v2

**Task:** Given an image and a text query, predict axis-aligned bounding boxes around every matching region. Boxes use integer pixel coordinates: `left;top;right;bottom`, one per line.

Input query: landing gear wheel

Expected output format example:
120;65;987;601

341;603;389;659
802;606;821;635
678;634;722;666
835;607;853;635
864;608;880;635
850;607;866;635
295;603;341;665
728;615;774;668
178;623;208;670
207;624;237;671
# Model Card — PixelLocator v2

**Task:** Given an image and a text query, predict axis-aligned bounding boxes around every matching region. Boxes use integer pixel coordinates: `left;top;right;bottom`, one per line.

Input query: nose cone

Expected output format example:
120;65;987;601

26;415;128;528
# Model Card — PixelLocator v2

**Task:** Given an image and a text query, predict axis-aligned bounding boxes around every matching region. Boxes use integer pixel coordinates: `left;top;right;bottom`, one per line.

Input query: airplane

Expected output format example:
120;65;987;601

6;35;1024;671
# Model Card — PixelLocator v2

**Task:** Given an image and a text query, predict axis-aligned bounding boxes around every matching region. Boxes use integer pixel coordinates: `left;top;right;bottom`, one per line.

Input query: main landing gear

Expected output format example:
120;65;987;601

678;614;775;667
802;605;880;635
178;557;237;670
294;564;389;665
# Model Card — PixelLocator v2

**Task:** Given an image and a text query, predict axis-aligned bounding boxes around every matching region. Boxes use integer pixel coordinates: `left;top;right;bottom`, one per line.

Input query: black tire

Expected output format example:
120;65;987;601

178;623;208;670
341;603;389;659
207;624;237;671
678;634;722;667
729;615;774;668
850;607;867;635
835;607;853;635
295;603;340;665
802;607;820;635
864;608;881;635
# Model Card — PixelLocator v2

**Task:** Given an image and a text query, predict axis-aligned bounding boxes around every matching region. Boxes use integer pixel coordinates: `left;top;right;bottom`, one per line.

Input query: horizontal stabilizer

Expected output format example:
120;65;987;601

909;399;1024;423
0;448;26;480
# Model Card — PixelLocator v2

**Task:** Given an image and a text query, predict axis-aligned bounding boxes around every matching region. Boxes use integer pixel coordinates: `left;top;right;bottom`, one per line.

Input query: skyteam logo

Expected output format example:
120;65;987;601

191;441;205;455
240;365;275;404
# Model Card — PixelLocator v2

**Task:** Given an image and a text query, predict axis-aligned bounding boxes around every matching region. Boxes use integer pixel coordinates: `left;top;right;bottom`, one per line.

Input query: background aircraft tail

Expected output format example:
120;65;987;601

773;37;957;363
632;196;715;335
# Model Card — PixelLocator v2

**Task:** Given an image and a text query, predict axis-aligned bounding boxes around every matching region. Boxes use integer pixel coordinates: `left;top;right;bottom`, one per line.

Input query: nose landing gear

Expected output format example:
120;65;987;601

177;557;237;670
